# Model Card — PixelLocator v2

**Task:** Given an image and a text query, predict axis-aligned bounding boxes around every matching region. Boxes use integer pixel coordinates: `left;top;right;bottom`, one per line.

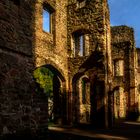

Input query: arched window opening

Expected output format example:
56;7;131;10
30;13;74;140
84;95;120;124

78;76;90;123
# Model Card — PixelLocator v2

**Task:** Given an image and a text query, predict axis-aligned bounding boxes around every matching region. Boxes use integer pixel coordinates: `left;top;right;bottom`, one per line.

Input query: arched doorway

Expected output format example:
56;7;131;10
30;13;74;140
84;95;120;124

73;74;91;124
33;65;66;125
73;72;108;127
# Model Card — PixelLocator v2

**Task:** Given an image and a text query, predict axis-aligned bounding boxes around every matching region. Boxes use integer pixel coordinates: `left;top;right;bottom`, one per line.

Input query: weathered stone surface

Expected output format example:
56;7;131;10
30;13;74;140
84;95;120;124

0;0;45;136
0;0;140;137
111;26;139;122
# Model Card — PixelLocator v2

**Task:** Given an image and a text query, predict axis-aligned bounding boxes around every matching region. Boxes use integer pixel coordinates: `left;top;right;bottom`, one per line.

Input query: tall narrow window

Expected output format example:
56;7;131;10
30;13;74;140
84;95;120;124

79;35;84;56
82;79;86;104
78;76;90;123
43;8;51;33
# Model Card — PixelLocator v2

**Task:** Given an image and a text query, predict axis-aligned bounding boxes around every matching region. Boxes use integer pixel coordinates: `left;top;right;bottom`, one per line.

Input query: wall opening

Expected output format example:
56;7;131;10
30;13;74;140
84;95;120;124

72;33;90;57
43;3;54;33
78;76;90;123
72;74;91;124
33;65;66;125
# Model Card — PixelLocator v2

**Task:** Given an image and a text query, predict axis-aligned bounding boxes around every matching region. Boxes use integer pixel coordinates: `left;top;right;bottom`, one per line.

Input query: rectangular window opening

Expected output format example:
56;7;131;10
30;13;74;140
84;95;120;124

82;80;86;104
43;8;51;33
73;34;90;57
79;35;84;56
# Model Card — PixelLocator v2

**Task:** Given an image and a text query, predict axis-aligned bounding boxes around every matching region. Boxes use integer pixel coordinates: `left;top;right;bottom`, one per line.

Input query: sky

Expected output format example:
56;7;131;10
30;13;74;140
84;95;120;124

43;9;50;33
108;0;140;48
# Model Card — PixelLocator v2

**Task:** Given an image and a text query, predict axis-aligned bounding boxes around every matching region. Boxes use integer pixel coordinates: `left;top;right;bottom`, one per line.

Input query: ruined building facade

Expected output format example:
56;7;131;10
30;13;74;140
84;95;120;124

0;0;140;135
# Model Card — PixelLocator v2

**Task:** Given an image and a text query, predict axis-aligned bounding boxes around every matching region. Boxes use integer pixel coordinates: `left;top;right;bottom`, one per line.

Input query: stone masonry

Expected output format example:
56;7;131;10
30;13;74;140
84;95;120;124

0;0;140;137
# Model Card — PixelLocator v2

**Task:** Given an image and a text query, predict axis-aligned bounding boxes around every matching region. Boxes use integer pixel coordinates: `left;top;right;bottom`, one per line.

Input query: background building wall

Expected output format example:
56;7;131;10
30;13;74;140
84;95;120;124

111;26;138;122
67;0;112;127
34;0;68;79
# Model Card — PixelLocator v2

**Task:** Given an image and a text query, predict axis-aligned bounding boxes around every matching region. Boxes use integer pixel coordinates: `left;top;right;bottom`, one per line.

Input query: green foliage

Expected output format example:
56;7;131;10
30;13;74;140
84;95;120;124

33;67;54;95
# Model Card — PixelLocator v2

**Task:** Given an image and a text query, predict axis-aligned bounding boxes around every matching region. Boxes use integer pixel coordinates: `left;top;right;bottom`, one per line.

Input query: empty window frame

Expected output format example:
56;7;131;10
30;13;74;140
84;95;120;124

43;6;52;33
73;34;89;57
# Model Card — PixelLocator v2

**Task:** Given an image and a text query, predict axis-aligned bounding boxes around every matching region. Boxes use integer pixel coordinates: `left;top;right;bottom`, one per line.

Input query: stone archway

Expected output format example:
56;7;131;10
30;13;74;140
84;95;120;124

72;73;91;124
34;64;66;125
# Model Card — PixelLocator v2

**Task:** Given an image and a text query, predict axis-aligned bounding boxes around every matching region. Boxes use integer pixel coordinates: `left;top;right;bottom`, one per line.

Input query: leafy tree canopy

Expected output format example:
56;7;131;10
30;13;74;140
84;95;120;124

33;67;54;95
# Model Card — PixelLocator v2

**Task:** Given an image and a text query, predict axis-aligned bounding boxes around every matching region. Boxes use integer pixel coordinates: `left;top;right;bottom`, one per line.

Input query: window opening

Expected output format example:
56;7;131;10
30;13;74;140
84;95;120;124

82;79;86;104
78;76;90;123
73;34;89;57
43;8;51;33
80;35;84;56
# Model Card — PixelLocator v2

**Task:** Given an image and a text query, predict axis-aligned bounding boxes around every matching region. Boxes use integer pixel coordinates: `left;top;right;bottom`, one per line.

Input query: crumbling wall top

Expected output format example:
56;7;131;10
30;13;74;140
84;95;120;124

111;25;135;46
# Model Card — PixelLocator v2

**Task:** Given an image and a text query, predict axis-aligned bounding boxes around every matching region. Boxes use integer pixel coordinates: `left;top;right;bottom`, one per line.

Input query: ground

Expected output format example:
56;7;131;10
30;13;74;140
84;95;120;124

1;121;140;139
48;121;140;140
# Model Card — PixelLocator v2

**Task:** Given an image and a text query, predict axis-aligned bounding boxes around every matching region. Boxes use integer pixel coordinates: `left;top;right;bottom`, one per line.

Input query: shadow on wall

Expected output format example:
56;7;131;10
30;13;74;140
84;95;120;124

79;50;104;73
127;103;140;121
0;0;47;138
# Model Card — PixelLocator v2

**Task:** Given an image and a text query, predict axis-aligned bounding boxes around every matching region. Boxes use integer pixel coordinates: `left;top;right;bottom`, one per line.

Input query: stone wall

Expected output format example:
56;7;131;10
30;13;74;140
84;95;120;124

34;0;69;125
67;0;111;85
34;0;68;79
111;26;138;121
136;48;140;120
0;0;140;133
67;0;112;127
0;0;69;135
0;0;47;137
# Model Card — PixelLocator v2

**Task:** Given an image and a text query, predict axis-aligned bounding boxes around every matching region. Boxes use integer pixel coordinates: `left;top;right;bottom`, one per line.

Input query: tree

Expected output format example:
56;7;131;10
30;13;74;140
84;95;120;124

33;67;54;96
